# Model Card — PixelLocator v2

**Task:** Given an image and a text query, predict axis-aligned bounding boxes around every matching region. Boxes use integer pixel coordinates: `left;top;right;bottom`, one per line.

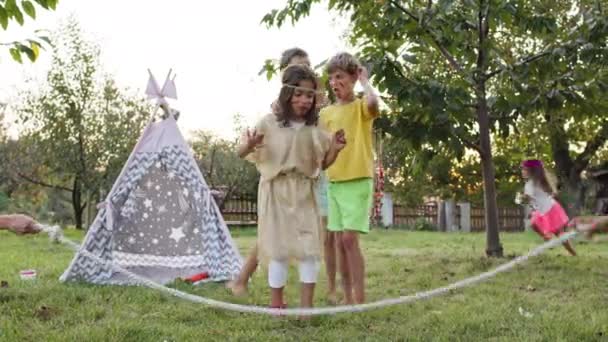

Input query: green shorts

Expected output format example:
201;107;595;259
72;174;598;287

327;178;373;234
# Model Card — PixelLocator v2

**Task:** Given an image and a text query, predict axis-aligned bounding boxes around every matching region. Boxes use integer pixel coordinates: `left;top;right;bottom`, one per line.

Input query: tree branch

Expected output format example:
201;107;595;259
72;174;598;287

208;146;217;188
545;113;575;180
448;126;481;153
459;136;482;154
388;58;415;83
485;51;551;79
489;109;518;121
388;0;419;21
389;0;465;75
16;172;73;192
435;42;465;74
574;121;608;173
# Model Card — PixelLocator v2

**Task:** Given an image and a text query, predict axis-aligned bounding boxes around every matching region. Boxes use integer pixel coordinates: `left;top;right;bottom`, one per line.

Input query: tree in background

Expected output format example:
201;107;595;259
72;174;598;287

263;0;607;256
190;114;259;209
12;18;150;228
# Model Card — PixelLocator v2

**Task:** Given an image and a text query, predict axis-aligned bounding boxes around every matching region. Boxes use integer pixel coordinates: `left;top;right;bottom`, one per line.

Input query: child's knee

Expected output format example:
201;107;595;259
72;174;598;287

299;257;320;284
340;232;359;250
324;231;336;247
268;260;288;288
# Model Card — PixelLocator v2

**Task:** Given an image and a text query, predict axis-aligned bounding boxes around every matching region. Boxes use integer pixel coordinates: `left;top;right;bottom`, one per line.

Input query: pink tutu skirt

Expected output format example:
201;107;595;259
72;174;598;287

531;202;569;236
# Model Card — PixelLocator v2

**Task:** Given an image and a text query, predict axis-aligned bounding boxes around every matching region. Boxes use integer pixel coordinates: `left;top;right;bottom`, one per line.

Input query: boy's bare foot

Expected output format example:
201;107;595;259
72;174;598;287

226;280;248;297
326;292;338;306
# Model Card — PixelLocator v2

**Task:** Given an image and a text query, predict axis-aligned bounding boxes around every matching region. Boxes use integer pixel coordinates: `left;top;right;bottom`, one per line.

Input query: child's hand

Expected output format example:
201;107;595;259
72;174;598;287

358;66;370;85
332;129;346;151
245;128;264;151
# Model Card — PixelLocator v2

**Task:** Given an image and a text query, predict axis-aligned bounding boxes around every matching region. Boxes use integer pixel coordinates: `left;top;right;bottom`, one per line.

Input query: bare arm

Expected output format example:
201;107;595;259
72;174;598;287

323;145;340;170
359;67;380;118
322;129;346;170
0;214;40;235
238;142;254;159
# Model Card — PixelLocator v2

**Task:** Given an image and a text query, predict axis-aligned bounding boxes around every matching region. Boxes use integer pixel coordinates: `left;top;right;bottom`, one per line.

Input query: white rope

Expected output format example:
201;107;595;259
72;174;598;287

39;225;579;316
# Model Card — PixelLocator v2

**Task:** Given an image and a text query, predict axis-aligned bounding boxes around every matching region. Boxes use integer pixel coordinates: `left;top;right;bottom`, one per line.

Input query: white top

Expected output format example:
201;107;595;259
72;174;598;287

290;120;306;130
524;180;555;214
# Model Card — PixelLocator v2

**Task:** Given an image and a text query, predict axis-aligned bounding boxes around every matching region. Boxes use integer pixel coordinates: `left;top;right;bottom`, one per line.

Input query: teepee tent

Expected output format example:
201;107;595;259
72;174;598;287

60;70;242;285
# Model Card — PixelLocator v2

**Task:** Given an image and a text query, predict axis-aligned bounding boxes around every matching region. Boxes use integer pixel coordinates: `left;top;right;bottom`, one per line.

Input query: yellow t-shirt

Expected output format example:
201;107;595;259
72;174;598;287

320;98;376;182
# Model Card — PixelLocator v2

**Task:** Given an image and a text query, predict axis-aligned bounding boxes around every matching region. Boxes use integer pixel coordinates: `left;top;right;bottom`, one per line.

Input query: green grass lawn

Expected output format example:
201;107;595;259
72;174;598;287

1;228;607;341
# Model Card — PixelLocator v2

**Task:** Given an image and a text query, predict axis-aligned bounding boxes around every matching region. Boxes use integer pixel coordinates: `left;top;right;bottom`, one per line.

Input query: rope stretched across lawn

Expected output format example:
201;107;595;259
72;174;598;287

40;225;579;316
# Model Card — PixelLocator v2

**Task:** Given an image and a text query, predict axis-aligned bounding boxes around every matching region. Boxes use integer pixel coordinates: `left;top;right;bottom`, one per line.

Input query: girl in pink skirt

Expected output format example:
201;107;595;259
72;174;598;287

520;159;576;256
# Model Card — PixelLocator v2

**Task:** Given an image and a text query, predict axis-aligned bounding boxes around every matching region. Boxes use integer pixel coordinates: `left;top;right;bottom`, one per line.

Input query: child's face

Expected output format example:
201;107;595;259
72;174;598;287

521;167;530;179
290;79;315;119
329;69;357;101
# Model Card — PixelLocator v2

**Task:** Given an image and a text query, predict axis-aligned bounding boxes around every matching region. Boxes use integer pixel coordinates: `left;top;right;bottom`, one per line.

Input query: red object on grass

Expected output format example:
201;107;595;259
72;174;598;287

184;272;209;283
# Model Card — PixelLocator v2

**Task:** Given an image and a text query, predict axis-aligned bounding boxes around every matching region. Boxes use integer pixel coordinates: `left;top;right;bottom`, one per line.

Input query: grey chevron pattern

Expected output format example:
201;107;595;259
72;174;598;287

60;137;242;285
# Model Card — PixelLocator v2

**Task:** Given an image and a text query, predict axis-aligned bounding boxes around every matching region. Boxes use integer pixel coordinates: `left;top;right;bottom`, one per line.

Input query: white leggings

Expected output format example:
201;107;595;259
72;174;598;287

268;257;320;288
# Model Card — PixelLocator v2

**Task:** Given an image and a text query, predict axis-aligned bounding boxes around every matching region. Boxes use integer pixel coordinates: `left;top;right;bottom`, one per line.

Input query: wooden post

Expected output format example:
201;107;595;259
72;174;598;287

438;201;446;232
458;202;471;232
445;199;457;232
381;192;393;227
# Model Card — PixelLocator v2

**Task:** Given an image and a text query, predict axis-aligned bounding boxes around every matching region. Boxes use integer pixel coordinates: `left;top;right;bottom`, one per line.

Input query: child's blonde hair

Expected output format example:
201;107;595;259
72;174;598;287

327;52;360;76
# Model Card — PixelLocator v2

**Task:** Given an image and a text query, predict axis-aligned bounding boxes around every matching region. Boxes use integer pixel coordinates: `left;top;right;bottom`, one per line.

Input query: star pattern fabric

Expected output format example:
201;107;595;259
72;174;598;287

113;164;204;256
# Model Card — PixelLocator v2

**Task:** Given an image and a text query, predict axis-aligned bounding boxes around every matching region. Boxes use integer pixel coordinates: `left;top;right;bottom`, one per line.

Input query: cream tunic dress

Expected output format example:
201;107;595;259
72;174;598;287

247;114;331;263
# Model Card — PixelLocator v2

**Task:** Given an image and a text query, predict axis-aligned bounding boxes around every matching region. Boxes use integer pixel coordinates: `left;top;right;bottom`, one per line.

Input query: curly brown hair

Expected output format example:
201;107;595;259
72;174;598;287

274;64;319;127
327;52;360;76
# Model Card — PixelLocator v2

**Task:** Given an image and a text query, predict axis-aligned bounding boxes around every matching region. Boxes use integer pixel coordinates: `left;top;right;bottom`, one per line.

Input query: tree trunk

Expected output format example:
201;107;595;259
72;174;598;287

86;190;95;228
478;96;504;257
72;177;84;230
546;113;586;216
476;1;503;257
561;176;586;216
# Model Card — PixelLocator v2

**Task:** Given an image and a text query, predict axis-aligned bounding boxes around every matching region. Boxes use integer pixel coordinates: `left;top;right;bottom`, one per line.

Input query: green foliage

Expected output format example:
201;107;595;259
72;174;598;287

258;58;279;81
190;116;259;204
0;191;8;210
263;0;608;224
412;217;436;231
13;18;151;228
0;0;57;62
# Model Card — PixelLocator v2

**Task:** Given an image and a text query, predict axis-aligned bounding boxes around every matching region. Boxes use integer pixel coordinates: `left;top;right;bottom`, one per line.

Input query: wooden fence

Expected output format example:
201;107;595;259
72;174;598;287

220;194;257;226
470;206;525;232
393;203;438;226
394;203;525;232
220;194;526;232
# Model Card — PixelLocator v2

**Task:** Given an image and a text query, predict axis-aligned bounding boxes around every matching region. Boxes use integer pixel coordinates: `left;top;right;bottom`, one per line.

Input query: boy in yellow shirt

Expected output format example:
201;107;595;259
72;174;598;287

320;52;380;304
